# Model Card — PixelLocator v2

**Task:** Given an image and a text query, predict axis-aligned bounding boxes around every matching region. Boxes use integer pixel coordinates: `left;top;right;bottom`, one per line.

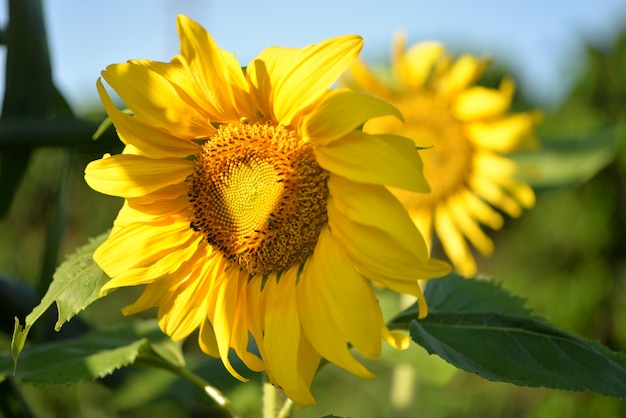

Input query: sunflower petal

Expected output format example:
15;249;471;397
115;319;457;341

434;206;477;276
394;35;445;89
101;62;211;137
97;79;201;159
95;220;195;280
121;279;176;315
246;46;300;121
207;267;249;381
85;154;193;198
176;15;252;120
470;174;524;217
329;175;430;258
102;234;202;291
297;228;375;379
198;320;221;358
453;78;514;121
269;35;363;125
262;269;317;405
314;131;429;192
343;59;396;97
302;89;402;145
327;183;450;283
438;55;488;95
447;195;494;256
467;112;541;152
158;249;219;340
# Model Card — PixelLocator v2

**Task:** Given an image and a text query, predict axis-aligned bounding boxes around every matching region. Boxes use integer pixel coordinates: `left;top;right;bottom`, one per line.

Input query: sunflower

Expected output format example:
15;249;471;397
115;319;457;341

344;33;541;277
84;16;449;405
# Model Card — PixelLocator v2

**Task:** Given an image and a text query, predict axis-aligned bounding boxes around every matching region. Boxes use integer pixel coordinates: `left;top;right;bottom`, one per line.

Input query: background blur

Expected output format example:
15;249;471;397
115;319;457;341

1;1;625;417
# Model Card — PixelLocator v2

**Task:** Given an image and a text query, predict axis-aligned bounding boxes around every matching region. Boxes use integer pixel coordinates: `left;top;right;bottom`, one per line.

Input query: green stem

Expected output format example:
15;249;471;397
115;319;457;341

135;356;241;418
263;372;296;418
176;367;241;418
277;397;295;418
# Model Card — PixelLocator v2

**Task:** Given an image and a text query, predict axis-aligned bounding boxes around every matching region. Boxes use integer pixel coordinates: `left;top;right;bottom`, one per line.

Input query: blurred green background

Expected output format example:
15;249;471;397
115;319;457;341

1;1;625;417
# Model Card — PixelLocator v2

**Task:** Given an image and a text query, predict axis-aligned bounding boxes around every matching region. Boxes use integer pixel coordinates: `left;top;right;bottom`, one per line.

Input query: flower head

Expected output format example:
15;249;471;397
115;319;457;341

85;16;449;404
344;33;541;276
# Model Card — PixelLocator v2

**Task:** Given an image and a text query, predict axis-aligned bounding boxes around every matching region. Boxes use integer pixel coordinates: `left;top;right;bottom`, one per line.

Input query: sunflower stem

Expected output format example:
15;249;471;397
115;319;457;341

137;356;241;418
172;367;241;418
277;397;295;418
263;372;293;418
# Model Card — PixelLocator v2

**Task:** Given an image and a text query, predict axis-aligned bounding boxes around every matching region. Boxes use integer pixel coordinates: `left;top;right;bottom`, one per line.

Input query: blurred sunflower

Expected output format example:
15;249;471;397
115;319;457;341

344;33;541;276
85;16;449;405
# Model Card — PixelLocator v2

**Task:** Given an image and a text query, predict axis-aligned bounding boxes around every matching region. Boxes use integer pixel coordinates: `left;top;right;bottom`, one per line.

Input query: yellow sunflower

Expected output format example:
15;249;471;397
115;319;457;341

344;33;541;277
85;16;449;405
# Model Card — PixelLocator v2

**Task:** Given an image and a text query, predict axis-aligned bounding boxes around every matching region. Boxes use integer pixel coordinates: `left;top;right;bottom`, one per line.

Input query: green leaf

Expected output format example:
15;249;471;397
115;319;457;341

11;232;110;366
389;273;531;325
2;320;183;385
410;313;626;397
400;275;626;398
511;123;620;190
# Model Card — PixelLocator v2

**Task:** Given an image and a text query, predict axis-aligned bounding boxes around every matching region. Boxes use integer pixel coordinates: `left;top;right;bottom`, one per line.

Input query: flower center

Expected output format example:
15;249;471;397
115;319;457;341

365;92;474;210
188;120;329;275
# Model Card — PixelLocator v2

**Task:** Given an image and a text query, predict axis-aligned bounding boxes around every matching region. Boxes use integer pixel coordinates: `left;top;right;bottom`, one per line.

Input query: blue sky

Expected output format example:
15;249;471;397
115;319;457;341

9;0;626;112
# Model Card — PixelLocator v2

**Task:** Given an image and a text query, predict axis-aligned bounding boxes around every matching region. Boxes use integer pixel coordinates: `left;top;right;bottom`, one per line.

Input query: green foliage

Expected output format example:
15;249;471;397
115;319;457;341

2;320;184;385
11;232;110;367
512;123;621;190
392;275;626;398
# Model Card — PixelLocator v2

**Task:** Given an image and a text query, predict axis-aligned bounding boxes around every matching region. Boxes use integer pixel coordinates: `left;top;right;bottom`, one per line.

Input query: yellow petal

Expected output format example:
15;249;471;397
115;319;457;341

314;131;429;192
500;177;535;209
101;233;202;292
207;267;249;381
453;78;514;121
466;112;541;152
382;327;411;350
446;195;494;256
269;34;363;125
438;55;488;95
302;89;402;145
95;220;194;279
394;35;445;89
128;183;189;205
101;62;210;137
297;228;375;379
470;173;524;217
84;154;193;198
121;278;176;315
262;269;317;405
158;248;220;340
434;206;477;276
343;59;395;98
176;15;252;120
124;194;191;221
329;175;430;260
96;79;201;159
198;320;221;358
460;189;504;230
406;208;434;253
307;228;384;359
246;46;300;121
327;181;450;282
246;276;269;367
130;57;225;127
228;274;265;373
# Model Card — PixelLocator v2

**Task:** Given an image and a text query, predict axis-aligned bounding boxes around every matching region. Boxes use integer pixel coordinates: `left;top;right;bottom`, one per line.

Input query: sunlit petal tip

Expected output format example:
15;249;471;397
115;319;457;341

401;41;446;88
417;295;429;319
382;327;411;350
